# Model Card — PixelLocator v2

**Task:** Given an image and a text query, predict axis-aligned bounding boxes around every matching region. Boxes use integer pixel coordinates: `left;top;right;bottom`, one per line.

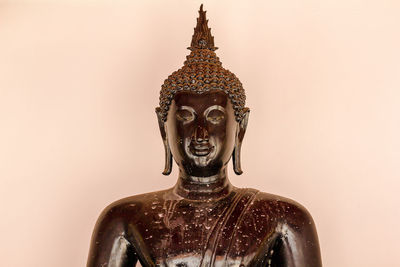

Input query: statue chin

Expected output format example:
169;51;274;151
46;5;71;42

184;137;218;168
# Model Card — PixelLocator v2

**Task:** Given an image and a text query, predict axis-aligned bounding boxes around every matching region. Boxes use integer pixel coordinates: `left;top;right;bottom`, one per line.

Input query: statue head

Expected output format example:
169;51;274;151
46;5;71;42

156;5;249;177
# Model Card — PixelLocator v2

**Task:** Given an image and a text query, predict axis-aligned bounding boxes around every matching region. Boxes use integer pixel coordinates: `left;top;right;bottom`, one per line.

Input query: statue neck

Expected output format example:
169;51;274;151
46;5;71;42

173;168;233;201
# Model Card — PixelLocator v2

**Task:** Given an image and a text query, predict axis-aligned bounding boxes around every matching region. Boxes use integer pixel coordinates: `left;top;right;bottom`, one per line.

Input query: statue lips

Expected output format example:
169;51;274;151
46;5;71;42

189;142;214;157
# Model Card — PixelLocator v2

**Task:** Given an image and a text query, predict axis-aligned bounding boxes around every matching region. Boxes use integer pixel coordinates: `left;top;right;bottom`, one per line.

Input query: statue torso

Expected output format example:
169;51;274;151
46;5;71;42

110;187;308;267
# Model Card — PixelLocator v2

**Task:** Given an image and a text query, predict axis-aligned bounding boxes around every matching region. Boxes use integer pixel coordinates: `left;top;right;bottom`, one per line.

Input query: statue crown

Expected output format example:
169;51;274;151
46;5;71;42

158;4;247;122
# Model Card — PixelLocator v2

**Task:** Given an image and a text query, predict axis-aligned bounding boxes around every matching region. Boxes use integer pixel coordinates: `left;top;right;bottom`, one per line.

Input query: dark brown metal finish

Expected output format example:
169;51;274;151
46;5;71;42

158;4;246;123
190;4;217;51
87;5;322;267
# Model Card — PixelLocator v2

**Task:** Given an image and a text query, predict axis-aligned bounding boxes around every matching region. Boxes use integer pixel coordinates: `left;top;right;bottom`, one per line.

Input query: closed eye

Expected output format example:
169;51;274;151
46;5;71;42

204;105;225;124
176;106;195;123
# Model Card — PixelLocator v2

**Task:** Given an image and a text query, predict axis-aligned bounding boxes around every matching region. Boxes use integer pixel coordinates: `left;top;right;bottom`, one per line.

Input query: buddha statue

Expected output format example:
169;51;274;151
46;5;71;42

87;5;322;267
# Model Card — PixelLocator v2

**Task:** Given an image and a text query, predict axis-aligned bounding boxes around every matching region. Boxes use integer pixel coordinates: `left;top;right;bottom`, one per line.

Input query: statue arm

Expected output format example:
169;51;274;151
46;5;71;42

275;206;322;267
87;204;138;267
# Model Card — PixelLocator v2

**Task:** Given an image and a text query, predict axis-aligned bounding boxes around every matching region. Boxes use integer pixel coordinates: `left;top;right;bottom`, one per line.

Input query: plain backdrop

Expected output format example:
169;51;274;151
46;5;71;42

1;1;399;266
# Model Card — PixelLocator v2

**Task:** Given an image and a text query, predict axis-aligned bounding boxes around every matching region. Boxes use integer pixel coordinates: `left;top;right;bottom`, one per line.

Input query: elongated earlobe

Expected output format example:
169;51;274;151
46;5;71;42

161;139;173;175
156;108;172;175
233;109;250;175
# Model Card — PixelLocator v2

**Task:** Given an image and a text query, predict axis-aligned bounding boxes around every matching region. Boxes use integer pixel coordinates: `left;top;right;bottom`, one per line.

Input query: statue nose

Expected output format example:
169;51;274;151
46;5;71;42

192;125;209;143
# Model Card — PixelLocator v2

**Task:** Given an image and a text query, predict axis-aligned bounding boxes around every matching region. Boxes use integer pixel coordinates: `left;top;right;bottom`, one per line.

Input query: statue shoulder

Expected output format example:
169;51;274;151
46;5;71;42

250;190;317;227
89;190;173;267
248;190;322;266
96;188;172;225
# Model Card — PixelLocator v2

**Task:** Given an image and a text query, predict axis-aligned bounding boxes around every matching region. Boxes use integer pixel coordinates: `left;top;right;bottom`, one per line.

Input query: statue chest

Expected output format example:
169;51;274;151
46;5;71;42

128;189;278;266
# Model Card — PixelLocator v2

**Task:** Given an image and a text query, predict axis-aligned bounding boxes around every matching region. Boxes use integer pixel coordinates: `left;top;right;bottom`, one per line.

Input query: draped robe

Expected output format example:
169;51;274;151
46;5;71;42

88;188;321;267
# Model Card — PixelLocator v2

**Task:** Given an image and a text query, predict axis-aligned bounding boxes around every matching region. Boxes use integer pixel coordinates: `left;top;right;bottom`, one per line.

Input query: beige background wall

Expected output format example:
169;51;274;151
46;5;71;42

1;1;399;266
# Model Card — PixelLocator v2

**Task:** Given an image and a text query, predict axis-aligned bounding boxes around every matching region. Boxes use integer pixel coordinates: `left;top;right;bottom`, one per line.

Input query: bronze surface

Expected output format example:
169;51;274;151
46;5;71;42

87;5;322;267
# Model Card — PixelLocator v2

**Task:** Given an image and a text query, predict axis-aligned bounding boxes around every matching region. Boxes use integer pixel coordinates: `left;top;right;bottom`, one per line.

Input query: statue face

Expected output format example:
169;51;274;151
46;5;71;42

165;90;238;177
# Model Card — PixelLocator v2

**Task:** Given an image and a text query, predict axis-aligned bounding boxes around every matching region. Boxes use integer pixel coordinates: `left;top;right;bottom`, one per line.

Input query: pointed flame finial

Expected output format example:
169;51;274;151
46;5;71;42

189;4;218;51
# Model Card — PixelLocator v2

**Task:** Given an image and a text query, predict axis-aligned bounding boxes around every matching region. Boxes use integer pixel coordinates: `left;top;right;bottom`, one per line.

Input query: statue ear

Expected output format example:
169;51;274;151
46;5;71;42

232;108;250;175
155;108;172;175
